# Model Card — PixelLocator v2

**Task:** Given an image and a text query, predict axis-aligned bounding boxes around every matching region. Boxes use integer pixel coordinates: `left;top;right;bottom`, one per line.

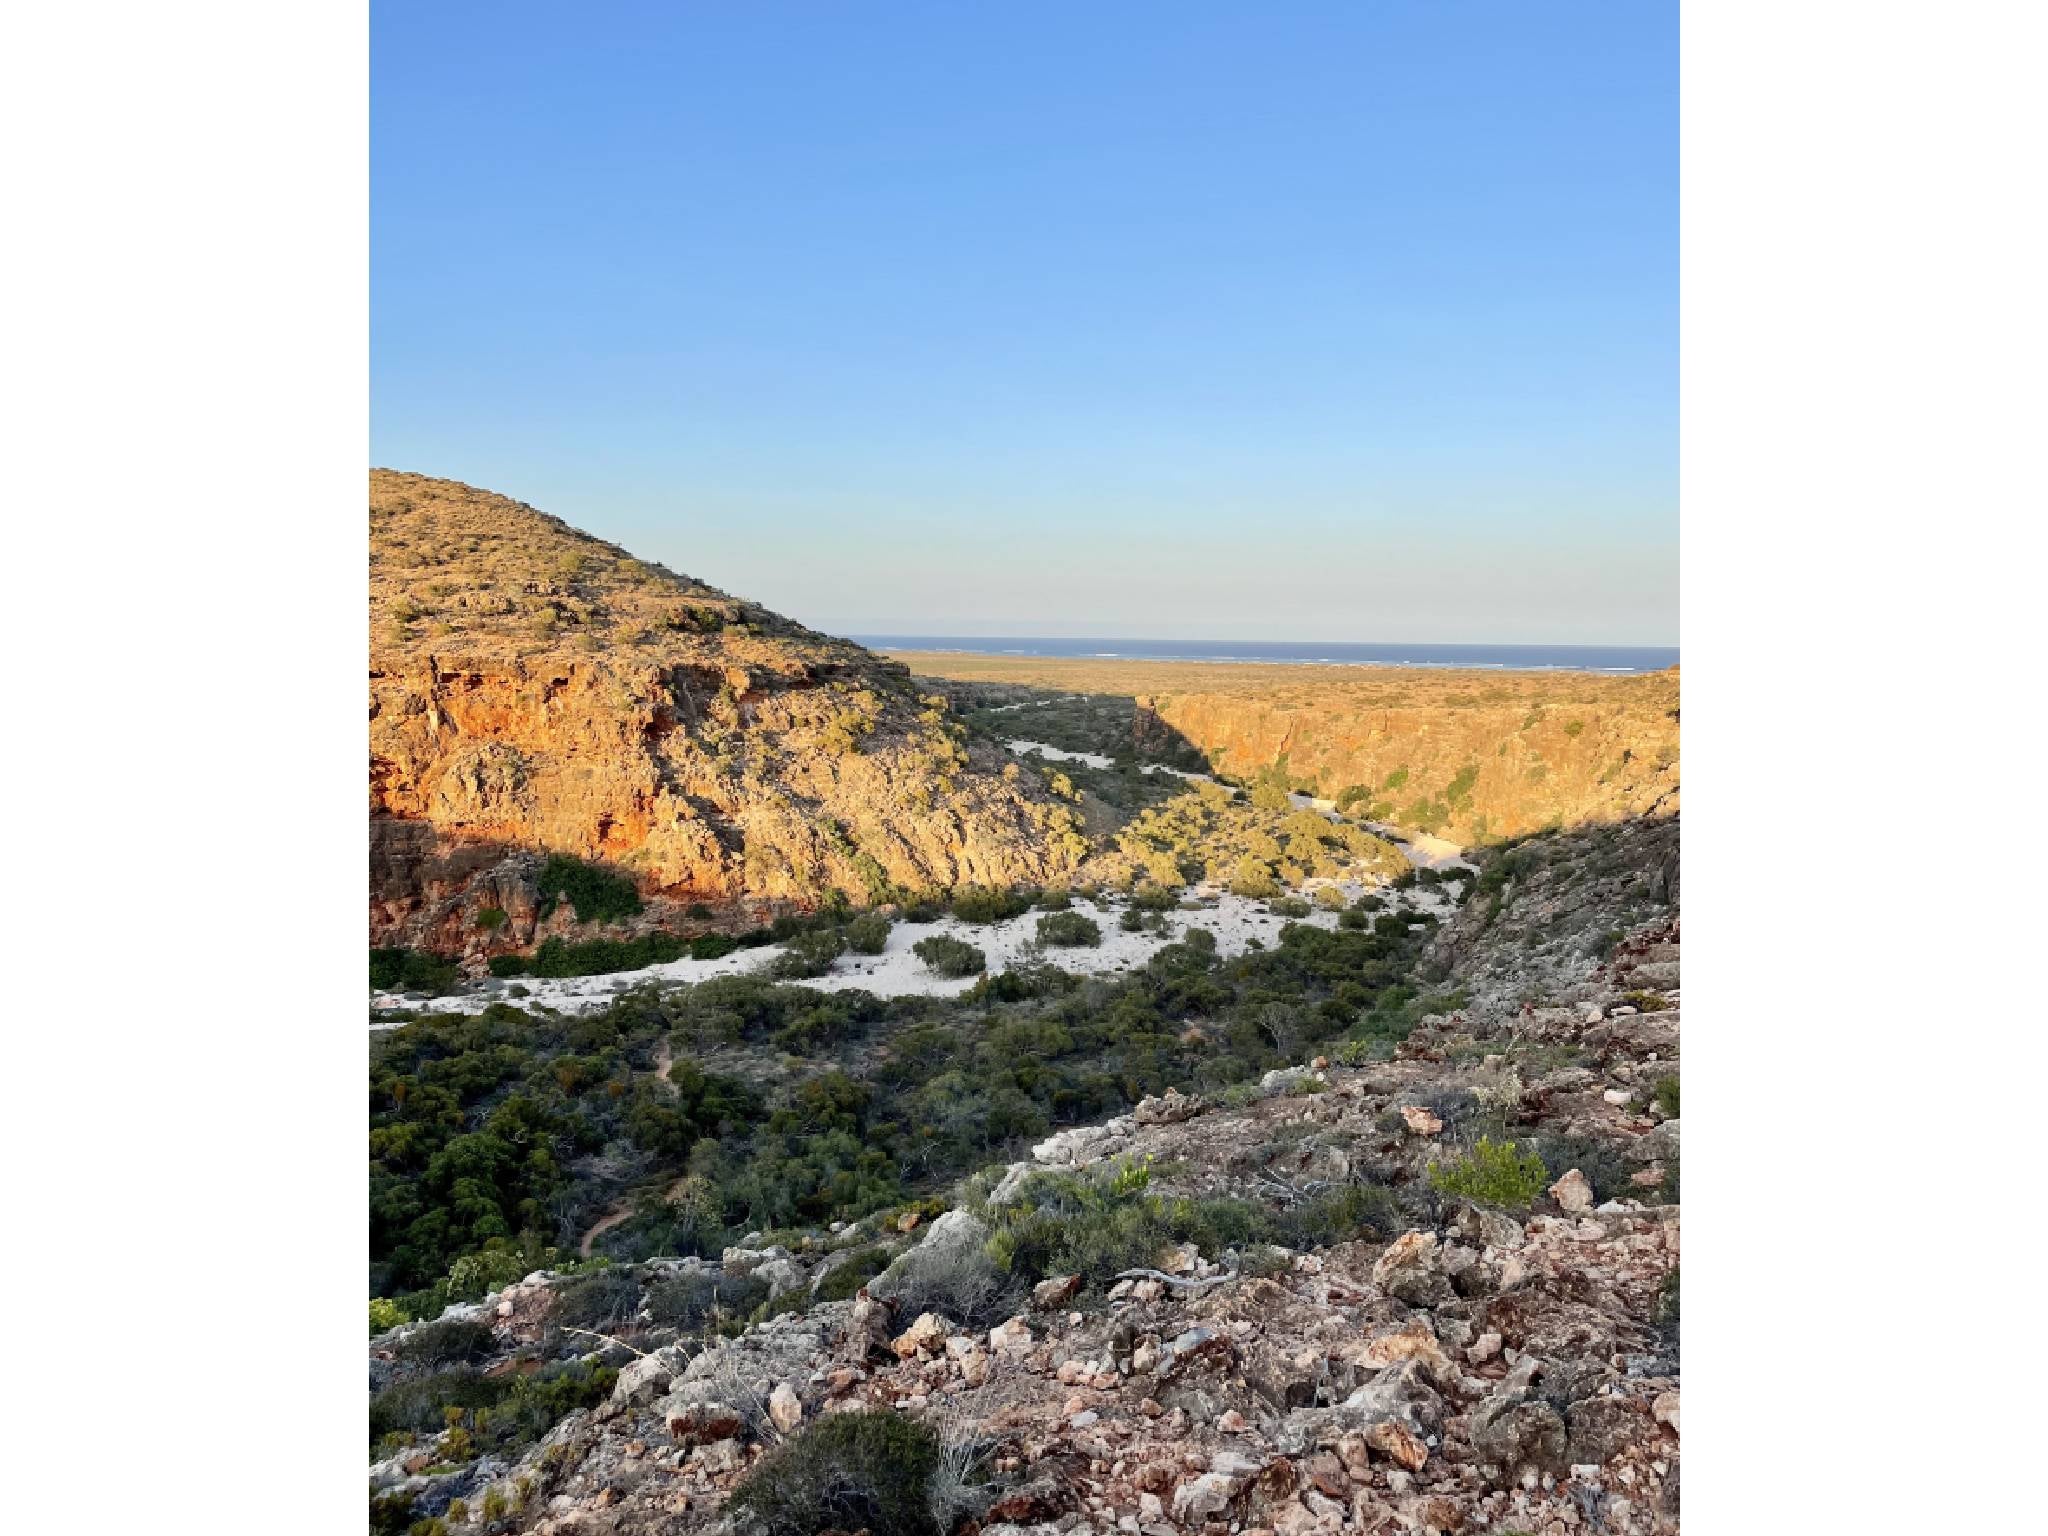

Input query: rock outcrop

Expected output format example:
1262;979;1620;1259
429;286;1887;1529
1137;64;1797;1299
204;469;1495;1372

370;472;1085;955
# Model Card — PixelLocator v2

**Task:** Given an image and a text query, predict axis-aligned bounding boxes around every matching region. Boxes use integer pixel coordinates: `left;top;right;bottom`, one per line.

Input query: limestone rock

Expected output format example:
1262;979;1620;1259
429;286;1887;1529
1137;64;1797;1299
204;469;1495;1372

766;1381;803;1434
1549;1169;1595;1214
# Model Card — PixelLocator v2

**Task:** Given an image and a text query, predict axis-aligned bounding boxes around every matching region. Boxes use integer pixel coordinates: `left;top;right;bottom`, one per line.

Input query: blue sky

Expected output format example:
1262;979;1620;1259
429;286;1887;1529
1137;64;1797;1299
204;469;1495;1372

373;2;1676;644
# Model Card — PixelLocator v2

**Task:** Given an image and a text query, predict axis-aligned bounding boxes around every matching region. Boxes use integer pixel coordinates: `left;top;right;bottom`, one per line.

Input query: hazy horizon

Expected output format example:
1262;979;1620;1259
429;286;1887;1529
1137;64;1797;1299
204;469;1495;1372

373;2;1677;646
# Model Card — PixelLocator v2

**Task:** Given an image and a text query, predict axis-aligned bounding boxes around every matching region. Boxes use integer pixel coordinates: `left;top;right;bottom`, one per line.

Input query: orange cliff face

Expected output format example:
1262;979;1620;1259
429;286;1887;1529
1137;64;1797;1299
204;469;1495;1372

896;652;1678;847
369;471;1084;958
1133;668;1679;843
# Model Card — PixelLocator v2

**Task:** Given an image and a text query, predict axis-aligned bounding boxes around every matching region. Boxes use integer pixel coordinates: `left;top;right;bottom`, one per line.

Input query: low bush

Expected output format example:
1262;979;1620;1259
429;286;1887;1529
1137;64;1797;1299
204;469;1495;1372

1035;911;1102;948
369;1360;618;1457
912;935;985;977
370;1296;409;1336
732;1410;943;1536
845;913;893;955
951;886;1033;924
645;1270;768;1330
1651;1074;1680;1118
393;1317;497;1367
549;1270;642;1333
370;948;460;995
690;933;738;961
1533;1133;1632;1203
1268;896;1312;918
770;928;846;980
812;1243;896;1303
476;906;508;930
491;931;697;979
1427;1137;1550;1210
1228;862;1280;899
875;1243;1014;1327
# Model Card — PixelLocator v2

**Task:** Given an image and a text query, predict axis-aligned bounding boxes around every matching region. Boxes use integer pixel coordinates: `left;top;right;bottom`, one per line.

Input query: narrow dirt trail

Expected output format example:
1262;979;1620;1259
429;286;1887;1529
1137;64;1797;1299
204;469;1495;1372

578;1202;635;1259
577;1039;680;1257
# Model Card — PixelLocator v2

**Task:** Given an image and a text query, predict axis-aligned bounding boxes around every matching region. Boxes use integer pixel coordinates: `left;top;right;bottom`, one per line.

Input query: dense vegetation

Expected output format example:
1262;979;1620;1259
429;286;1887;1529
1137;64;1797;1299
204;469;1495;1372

370;909;1435;1311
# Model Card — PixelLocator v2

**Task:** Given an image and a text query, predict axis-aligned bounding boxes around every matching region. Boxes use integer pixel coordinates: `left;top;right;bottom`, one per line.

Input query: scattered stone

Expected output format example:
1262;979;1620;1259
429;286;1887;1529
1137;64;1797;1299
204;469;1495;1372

1134;1087;1205;1125
1032;1274;1083;1310
766;1381;802;1434
1550;1169;1596;1214
893;1312;948;1359
1401;1104;1445;1136
1653;1390;1680;1435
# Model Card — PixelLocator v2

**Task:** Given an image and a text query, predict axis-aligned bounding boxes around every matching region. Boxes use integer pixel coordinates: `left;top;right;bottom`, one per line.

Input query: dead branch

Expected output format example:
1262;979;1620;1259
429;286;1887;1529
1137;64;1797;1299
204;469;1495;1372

561;1326;647;1358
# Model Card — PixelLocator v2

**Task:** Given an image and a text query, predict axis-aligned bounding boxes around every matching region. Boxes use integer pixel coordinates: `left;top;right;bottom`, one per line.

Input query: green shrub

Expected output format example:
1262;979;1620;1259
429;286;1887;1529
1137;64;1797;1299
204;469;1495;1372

951;886;1033;924
770;928;846;980
1130;883;1182;911
370;948;460;995
1651;1074;1680;1118
370;1296;409;1336
813;1244;896;1303
535;854;643;925
690;933;738;961
446;1248;532;1300
549;1270;642;1332
1228;861;1280;899
476;906;508;931
1427;1137;1550;1210
733;1410;942;1536
1034;888;1073;910
912;935;985;977
1314;886;1347;910
487;953;530;978
526;932;690;978
395;1317;497;1367
1268;896;1312;918
1035;911;1102;948
845;913;892;955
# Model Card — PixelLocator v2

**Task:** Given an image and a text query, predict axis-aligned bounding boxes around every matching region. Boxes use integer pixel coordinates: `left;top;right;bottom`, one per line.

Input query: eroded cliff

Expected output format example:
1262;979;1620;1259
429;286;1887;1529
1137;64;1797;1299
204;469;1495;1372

370;472;1084;955
901;653;1679;844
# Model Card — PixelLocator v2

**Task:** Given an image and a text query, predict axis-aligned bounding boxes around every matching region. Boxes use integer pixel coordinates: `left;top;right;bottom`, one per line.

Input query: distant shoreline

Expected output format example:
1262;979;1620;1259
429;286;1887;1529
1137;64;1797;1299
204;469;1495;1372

861;635;1678;674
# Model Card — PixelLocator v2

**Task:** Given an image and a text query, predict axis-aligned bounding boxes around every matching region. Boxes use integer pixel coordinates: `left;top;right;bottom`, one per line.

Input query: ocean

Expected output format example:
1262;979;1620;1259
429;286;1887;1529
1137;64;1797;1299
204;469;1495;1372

857;636;1678;674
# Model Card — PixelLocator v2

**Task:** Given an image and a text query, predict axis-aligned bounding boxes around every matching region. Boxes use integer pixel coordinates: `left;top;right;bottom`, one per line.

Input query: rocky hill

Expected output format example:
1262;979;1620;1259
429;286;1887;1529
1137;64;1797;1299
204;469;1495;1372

899;654;1680;845
369;817;1680;1536
370;473;1085;959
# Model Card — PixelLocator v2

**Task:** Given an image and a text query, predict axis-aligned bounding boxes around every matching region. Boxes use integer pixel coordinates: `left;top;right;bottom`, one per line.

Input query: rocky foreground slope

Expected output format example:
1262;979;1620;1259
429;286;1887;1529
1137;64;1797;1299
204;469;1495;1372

371;474;1083;956
901;654;1680;846
370;820;1681;1536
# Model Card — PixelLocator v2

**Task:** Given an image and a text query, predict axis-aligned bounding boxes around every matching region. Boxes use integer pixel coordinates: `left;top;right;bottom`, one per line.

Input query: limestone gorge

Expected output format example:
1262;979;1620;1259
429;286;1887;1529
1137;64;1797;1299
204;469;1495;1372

368;473;1681;1536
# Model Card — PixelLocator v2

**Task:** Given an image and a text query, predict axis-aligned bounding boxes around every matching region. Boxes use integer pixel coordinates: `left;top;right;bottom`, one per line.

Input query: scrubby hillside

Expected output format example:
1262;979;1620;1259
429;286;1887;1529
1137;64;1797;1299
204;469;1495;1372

902;653;1680;844
370;473;1086;960
369;816;1680;1536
